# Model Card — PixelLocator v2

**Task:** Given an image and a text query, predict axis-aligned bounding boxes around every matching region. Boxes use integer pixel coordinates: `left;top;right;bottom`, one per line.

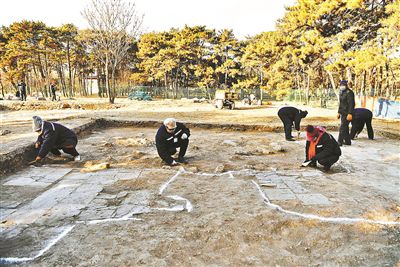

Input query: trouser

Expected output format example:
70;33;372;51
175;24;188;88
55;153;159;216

50;147;79;157
278;112;293;139
318;155;339;168
338;115;351;145
52;137;79;157
20;90;26;101
169;139;189;158
51;92;56;101
350;119;374;140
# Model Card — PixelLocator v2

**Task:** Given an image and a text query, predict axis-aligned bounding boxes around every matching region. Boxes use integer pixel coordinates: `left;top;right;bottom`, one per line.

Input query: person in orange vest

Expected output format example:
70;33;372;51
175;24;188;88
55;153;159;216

303;125;341;171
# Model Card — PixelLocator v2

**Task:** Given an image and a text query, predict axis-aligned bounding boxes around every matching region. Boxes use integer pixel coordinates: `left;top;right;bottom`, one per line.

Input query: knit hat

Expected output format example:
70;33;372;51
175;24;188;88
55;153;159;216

306;125;326;141
339;80;348;86
32;116;43;132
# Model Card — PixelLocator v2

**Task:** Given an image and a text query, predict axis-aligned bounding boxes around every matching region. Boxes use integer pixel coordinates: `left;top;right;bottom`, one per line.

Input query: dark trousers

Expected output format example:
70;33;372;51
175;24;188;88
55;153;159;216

51;92;56;101
318;155;339;168
20;90;26;101
338;115;351;145
350;119;374;140
278;113;293;139
169;139;189;158
50;147;79;157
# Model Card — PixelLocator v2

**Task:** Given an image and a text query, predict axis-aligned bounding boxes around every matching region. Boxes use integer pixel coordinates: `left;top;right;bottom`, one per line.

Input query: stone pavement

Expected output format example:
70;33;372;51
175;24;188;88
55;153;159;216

256;169;332;205
0;166;154;258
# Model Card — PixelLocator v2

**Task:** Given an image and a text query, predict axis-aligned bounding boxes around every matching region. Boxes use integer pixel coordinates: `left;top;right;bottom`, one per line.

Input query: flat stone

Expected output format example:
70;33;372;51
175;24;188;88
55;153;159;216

0;200;23;209
263;189;297;201
3;177;35;186
0;208;16;220
60;184;103;206
63;172;92;181
297;193;332;205
285;180;309;193
38;168;73;183
6;182;80;224
96;193;117;200
37;204;86;224
79;208;116;221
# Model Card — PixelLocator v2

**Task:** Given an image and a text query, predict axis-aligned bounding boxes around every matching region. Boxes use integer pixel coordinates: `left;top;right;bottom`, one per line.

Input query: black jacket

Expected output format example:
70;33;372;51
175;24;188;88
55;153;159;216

305;132;341;161
338;88;355;115
353;108;372;121
36;121;77;158
278;107;306;131
18;82;26;92
155;122;190;164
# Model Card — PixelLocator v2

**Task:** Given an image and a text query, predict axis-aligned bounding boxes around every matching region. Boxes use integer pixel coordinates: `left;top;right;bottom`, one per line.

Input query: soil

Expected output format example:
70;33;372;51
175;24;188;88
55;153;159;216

0;98;399;266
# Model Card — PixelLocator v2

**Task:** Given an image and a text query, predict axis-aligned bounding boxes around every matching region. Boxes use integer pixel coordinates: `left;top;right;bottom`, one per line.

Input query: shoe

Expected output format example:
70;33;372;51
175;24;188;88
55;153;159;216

338;142;343;147
286;138;296;141
176;157;188;164
74;155;81;161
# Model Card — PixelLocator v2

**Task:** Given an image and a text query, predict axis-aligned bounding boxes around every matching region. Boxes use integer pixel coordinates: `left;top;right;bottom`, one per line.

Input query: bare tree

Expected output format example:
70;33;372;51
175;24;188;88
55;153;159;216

82;0;143;103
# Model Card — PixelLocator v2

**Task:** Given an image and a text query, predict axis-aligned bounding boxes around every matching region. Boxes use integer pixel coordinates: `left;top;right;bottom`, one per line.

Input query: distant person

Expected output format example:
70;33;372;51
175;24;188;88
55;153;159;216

51;82;57;101
303;125;341;172
31;116;81;164
17;80;27;101
277;106;308;141
155;118;190;165
337;80;355;146
350;108;374;140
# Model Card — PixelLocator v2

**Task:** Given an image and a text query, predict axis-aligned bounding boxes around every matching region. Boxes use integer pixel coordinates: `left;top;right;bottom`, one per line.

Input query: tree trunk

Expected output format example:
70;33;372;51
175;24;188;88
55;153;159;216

67;40;73;97
105;55;113;103
327;71;339;101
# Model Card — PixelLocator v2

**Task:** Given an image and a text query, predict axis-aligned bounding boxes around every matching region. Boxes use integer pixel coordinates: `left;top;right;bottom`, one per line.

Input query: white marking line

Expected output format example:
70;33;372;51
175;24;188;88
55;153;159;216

252;180;400;226
159;167;184;195
168;195;193;212
0;214;142;264
153;206;185;212
0;225;75;264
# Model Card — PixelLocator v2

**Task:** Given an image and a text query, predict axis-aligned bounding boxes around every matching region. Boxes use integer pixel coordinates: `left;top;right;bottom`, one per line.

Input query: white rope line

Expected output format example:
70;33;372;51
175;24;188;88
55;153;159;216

168;195;193;212
252;180;400;226
0;225;75;264
0;214;143;264
159;167;185;195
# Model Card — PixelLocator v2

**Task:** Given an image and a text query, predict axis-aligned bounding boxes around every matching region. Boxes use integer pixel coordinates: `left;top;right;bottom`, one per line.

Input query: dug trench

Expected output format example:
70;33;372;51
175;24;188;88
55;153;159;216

0;122;399;266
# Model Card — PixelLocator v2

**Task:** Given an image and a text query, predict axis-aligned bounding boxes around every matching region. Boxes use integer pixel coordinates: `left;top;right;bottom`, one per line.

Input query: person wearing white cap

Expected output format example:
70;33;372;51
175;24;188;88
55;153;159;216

155;118;190;165
32;116;81;164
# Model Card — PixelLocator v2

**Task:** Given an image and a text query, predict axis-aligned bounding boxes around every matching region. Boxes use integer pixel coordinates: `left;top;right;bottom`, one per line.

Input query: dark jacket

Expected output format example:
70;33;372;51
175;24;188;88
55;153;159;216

155;122;190;164
305;132;341;161
353;108;372;121
338;88;355;115
36;121;77;158
18;82;26;92
278;107;306;131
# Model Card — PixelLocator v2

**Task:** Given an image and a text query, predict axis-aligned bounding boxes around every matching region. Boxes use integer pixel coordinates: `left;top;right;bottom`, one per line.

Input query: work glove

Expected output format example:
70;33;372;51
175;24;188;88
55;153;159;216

336;113;340;119
35;142;41;149
29;156;43;166
181;133;188;140
346;114;353;121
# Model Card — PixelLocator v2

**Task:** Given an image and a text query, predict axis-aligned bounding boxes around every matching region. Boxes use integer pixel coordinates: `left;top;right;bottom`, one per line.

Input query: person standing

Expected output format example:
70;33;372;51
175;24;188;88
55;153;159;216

51;81;57;101
155;118;190;165
350;108;374;140
277;106;308;141
18;80;27;101
337;80;355;146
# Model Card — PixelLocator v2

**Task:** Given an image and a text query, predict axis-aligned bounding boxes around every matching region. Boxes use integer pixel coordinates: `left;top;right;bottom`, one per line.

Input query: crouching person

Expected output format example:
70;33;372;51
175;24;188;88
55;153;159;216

350;108;374;140
304;125;341;172
32;116;81;164
156;118;190;166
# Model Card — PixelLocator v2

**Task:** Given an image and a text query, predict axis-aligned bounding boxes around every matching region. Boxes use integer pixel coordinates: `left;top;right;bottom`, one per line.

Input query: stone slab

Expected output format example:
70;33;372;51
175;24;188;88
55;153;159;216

263;189;297;201
297;193;332;205
284;180;309;193
0;200;23;209
3;177;36;186
0;208;16;220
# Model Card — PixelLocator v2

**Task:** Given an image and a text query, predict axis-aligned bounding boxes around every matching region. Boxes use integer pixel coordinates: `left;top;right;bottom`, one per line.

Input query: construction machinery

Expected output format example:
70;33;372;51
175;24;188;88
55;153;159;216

214;90;237;110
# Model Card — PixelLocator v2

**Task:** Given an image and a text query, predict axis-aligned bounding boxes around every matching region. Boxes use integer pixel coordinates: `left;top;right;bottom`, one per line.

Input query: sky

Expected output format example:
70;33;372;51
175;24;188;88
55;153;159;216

0;0;296;39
